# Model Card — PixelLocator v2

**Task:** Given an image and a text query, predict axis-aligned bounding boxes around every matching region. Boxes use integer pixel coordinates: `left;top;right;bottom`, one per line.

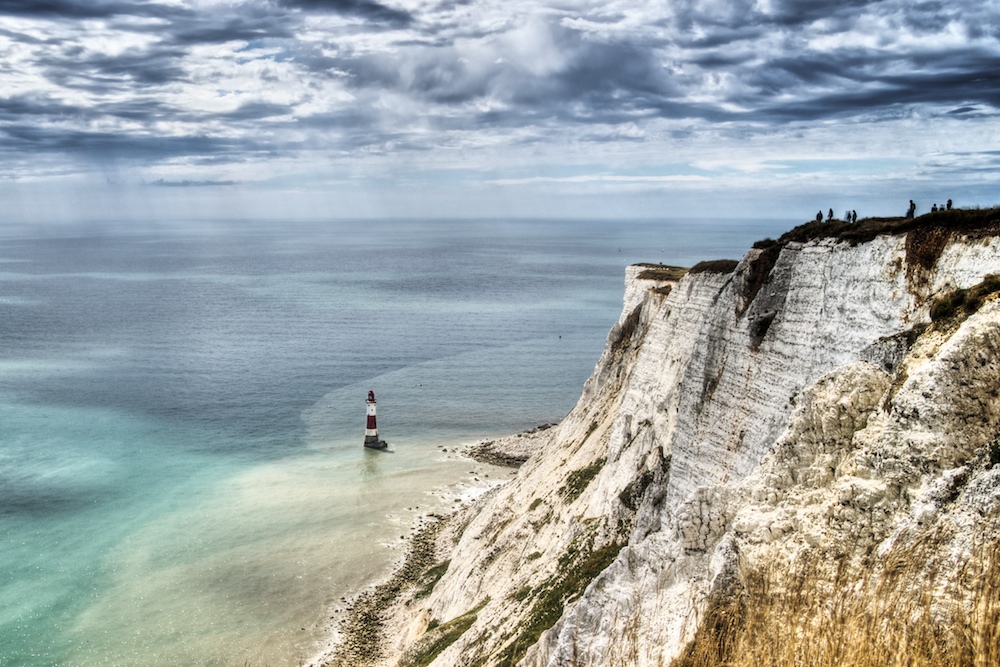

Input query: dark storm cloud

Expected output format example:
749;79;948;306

167;17;295;46
677;26;766;50
548;38;678;112
43;46;189;88
0;94;82;120
1;93;179;128
0;123;270;161
0;0;181;19
316;23;683;124
221;101;295;121
278;0;412;26
0;0;998;176
736;46;1000;122
755;0;880;27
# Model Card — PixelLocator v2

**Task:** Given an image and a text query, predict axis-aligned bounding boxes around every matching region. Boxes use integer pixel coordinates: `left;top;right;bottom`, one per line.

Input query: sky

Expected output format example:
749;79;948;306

1;0;999;225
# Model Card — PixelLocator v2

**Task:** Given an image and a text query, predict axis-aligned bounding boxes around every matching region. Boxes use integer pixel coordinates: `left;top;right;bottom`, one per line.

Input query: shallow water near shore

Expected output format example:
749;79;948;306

0;218;789;666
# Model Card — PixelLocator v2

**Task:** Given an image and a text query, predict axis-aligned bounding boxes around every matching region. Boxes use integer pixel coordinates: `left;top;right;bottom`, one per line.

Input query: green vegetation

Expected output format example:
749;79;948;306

689;259;739;274
989;435;1000;468
413;560;451;599
636;264;690;281
399;599;489;667
930;274;1000;325
559;458;606;503
494;525;624;667
618;469;655;513
528;497;544;512
529;508;553;532
652;284;674;297
510;585;533;602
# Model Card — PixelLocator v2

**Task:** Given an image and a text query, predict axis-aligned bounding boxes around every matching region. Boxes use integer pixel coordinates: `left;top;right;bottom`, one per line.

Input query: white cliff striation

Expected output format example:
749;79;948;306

319;213;1000;667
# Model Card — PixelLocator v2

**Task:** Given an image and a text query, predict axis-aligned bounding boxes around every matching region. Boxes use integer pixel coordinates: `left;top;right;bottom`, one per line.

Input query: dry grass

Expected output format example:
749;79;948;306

672;533;1000;667
637;264;690;281
776;206;1000;248
689;259;740;275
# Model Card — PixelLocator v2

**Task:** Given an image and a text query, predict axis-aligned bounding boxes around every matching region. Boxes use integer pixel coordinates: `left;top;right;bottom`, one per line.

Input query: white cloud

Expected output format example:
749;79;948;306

490;174;711;185
0;0;997;222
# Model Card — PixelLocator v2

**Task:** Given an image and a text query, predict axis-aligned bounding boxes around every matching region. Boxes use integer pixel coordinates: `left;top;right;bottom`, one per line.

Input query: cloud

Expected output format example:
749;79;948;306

150;178;239;187
489;174;710;185
0;0;998;220
167;17;295;46
280;0;413;26
0;123;261;162
0;0;180;20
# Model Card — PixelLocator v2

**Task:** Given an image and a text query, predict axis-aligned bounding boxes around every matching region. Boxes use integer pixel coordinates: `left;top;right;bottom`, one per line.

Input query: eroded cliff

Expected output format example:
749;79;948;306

320;210;1000;667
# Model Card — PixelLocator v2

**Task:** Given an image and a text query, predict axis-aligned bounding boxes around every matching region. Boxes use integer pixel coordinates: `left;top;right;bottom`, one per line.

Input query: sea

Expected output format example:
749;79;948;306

0;217;789;667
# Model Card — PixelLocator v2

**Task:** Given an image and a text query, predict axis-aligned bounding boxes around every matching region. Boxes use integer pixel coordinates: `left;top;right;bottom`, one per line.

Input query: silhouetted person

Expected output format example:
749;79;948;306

907;200;916;219
816;211;823;222
828;208;834;221
947;199;953;210
932;203;938;213
852;210;857;223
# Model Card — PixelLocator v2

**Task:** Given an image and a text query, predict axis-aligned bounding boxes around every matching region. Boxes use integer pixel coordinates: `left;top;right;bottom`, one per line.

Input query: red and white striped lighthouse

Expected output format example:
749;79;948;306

364;390;388;449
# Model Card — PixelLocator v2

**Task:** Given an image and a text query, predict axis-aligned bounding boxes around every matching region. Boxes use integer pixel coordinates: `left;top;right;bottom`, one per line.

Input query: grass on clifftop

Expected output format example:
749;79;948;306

636;265;690;281
689;259;740;275
766;205;1000;248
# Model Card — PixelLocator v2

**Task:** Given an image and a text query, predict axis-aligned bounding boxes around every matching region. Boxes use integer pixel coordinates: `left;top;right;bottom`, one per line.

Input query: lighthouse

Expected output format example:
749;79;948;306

364;390;388;450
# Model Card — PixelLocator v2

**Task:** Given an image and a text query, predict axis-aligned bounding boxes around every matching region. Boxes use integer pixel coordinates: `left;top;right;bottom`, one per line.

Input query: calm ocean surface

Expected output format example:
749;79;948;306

0;218;789;666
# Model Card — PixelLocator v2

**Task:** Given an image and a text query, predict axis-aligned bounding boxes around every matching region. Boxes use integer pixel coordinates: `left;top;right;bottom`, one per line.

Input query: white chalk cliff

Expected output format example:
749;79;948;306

328;215;1000;667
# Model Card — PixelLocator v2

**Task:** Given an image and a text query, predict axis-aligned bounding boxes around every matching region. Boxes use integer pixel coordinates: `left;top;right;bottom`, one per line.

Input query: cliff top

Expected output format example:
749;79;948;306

635;264;689;281
758;205;1000;249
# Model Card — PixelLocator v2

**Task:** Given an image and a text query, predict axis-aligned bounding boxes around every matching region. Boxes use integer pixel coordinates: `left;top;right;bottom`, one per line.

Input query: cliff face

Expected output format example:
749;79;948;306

340;219;1000;667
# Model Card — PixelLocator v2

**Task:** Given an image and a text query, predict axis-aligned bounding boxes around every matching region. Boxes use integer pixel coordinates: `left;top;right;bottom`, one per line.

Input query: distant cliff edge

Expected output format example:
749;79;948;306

316;208;1000;667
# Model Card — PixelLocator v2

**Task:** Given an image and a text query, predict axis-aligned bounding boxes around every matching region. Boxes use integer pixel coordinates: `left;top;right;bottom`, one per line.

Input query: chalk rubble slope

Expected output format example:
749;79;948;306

362;222;1000;667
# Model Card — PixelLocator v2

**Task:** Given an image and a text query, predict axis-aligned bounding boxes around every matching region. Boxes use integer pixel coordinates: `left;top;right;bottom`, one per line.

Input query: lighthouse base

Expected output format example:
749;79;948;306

364;439;389;450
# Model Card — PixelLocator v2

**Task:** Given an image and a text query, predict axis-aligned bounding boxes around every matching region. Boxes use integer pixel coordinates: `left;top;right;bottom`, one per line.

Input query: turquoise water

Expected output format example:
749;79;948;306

0;218;788;666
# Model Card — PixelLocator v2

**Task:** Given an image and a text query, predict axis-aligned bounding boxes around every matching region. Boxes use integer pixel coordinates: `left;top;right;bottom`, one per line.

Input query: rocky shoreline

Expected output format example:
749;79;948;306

311;425;552;666
314;515;450;667
462;423;556;468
